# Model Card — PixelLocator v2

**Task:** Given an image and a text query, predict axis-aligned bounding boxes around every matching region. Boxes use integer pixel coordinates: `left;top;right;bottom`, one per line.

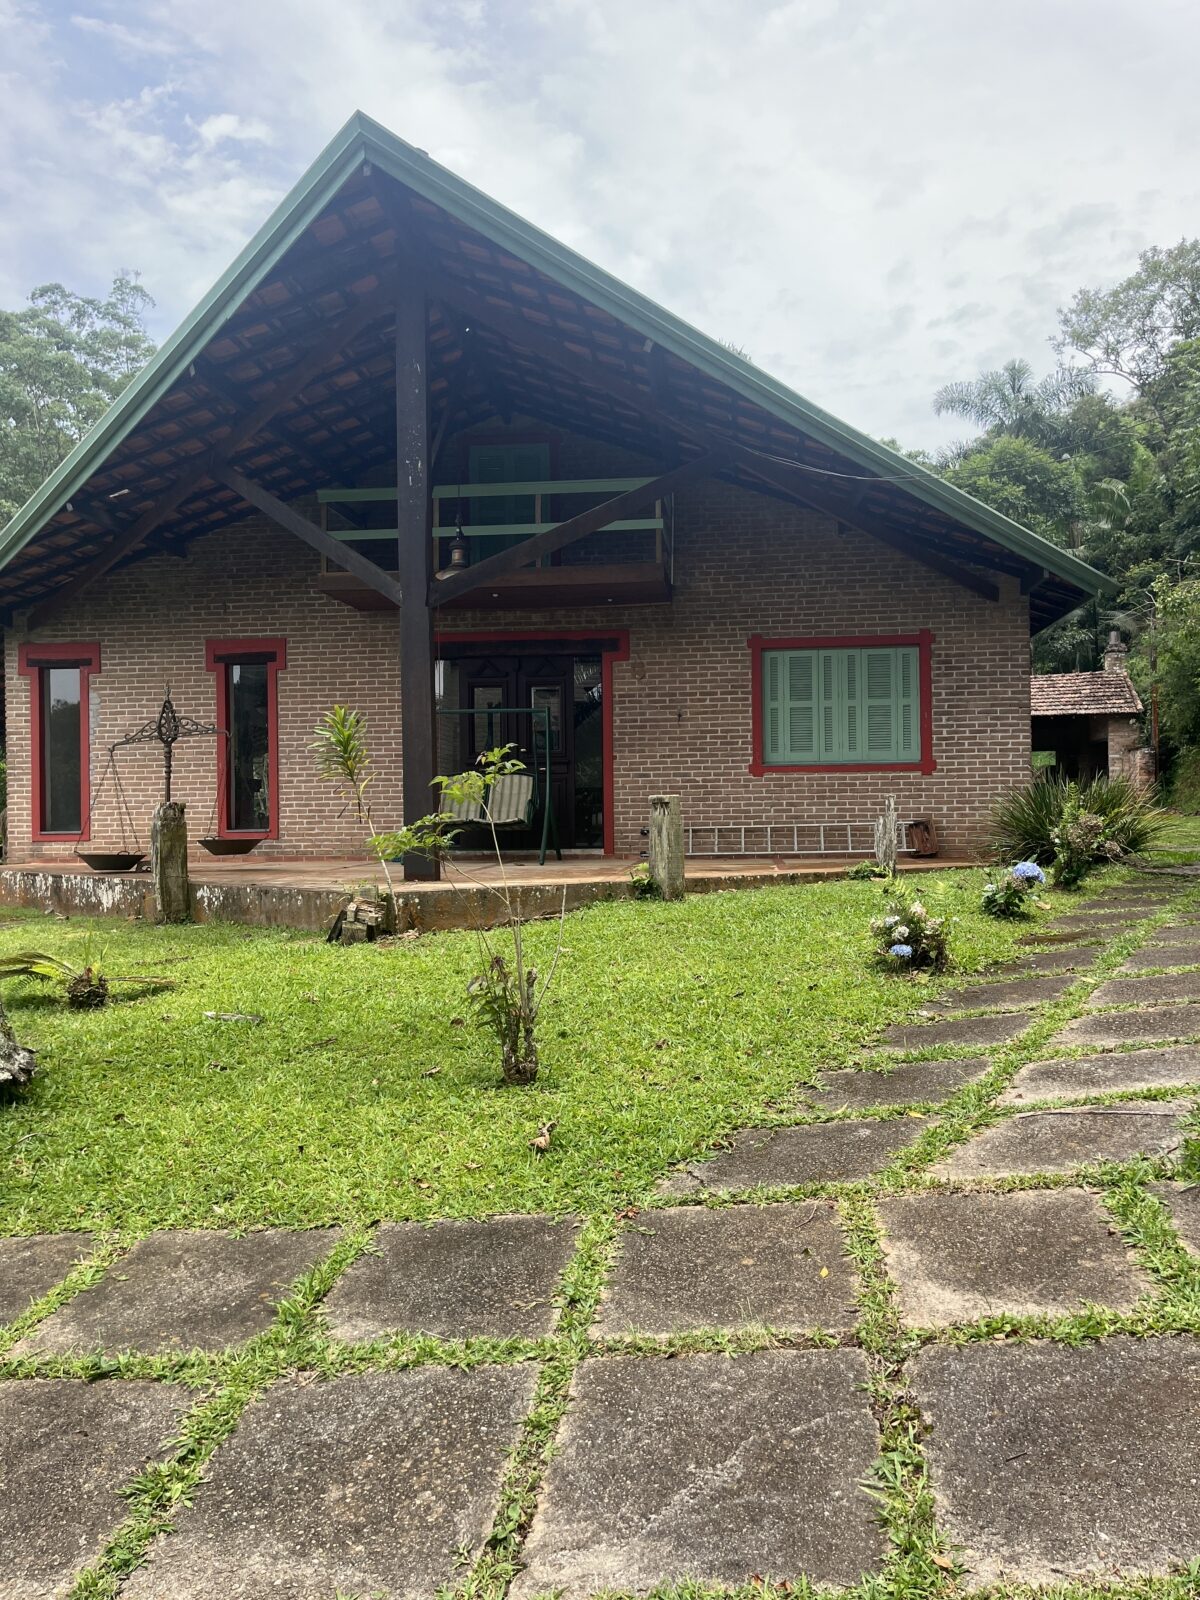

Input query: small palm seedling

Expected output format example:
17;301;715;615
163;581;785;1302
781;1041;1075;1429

0;940;176;1009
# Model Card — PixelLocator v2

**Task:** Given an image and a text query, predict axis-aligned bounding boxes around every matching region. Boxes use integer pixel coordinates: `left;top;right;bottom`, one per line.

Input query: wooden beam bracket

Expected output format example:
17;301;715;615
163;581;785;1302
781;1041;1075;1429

216;465;405;608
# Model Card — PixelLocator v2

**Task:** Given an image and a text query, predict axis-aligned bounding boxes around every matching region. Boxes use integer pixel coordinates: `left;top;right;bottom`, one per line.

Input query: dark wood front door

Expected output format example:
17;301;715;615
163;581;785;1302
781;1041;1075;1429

450;652;602;850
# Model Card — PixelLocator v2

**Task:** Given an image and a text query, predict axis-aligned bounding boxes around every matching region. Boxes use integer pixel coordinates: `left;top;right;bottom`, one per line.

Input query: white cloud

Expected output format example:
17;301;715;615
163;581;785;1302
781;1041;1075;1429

3;0;1199;447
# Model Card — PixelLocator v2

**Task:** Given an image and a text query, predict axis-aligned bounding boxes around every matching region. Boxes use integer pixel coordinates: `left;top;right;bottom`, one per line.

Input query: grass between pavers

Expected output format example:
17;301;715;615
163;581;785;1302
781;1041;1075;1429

5;867;1200;1600
1;870;1049;1235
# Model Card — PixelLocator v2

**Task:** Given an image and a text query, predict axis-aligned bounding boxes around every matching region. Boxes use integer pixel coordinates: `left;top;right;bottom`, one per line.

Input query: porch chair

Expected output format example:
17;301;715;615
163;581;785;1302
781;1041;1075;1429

438;768;561;866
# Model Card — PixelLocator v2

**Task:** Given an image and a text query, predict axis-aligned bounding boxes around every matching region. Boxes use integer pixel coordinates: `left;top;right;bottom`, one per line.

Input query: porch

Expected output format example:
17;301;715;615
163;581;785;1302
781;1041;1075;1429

0;852;969;935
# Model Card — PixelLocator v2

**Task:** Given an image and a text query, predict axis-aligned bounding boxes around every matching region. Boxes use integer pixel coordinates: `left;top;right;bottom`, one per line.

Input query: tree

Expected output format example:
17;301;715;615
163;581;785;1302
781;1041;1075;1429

933;358;1094;445
944;435;1085;545
1130;574;1200;752
1055;239;1200;399
0;274;156;526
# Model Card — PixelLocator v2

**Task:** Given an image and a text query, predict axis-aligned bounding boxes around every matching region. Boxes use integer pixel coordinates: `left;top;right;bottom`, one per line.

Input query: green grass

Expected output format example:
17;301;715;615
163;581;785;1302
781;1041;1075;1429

1148;810;1200;865
6;867;1200;1600
0;871;1040;1235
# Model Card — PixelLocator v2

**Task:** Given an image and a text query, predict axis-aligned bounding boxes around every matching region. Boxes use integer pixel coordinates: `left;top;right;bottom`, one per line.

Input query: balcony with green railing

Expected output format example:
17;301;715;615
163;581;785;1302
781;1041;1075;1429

312;478;674;610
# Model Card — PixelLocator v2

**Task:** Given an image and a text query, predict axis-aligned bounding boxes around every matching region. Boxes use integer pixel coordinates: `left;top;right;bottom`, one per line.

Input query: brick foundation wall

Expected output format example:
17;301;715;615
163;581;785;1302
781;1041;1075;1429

3;472;1031;865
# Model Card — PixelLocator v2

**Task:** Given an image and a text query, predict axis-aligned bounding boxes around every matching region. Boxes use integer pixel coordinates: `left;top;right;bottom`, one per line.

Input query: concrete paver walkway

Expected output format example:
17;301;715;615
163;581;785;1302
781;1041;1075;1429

2;874;1199;1597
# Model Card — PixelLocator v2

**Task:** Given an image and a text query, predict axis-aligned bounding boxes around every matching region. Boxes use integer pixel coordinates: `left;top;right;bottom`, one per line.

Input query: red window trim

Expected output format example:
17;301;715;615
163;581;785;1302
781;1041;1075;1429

436;628;630;855
747;631;936;776
18;642;101;842
205;638;287;839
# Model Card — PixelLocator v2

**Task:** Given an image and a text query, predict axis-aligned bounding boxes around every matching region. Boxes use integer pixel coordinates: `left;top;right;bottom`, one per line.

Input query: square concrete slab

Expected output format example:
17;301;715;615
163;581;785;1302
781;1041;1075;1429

597;1203;858;1336
321;1215;578;1342
930;974;1076;1013
1121;942;1200;971
1000;1044;1200;1105
1017;928;1104;946
1045;912;1142;932
0;1379;189;1599
797;1058;990;1112
662;1116;933;1193
1147;922;1200;946
910;1337;1200;1585
122;1367;536;1600
17;1229;338;1356
1088;970;1200;1008
996;944;1101;975
510;1349;883;1596
0;1233;93;1326
876;1012;1032;1055
1151;1182;1200;1256
1051;1005;1200;1050
931;1101;1190;1178
877;1189;1150;1327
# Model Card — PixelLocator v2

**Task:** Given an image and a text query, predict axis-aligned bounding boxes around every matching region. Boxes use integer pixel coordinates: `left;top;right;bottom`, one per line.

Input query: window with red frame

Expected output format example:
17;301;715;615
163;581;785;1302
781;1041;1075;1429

748;632;935;775
18;643;99;840
205;640;286;837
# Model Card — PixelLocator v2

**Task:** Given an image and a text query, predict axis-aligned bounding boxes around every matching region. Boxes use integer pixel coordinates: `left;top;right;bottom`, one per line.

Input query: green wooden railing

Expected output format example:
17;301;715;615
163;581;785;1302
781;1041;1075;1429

315;479;667;570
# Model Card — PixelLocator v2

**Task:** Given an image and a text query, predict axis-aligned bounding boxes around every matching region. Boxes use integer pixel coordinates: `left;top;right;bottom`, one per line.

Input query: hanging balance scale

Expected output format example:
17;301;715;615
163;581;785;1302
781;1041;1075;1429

74;690;257;870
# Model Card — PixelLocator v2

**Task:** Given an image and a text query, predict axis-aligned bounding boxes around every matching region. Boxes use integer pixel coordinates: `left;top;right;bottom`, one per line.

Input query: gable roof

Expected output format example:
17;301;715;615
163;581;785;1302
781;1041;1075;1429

0;111;1116;628
1031;671;1143;718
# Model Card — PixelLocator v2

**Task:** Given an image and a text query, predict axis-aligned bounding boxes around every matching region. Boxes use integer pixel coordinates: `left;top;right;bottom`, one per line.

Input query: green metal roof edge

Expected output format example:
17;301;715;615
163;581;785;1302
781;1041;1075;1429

0;109;1116;602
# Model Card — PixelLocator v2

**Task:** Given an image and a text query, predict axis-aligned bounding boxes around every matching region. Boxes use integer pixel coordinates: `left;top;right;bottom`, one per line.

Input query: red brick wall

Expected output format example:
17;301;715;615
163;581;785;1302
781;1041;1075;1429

3;473;1030;864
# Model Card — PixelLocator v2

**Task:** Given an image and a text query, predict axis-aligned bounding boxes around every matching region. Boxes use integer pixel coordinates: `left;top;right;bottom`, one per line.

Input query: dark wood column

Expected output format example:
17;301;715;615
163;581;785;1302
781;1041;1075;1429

395;276;439;881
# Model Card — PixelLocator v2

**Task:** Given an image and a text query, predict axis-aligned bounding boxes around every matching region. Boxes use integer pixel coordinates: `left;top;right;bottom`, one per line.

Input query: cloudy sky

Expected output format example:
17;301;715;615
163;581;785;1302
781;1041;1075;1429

3;0;1197;448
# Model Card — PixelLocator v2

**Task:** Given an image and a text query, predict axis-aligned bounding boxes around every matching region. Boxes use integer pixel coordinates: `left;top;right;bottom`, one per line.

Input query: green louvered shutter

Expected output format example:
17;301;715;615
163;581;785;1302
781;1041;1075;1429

818;650;840;759
843;650;860;758
862;649;896;759
787;652;817;760
896;645;920;761
763;650;817;763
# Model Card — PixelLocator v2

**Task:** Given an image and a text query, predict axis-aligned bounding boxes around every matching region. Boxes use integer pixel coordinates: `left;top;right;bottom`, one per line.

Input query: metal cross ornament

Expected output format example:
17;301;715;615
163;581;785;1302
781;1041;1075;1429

110;689;223;804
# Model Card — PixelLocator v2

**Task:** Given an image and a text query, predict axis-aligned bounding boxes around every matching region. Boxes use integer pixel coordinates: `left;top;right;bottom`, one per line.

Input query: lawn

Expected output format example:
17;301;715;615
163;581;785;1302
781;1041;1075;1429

1147;810;1200;865
0;870;1044;1236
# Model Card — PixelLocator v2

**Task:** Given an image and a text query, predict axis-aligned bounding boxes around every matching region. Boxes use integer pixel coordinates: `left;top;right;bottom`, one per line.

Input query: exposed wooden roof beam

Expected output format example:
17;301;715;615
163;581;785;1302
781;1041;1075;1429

26;277;399;626
216;465;404;607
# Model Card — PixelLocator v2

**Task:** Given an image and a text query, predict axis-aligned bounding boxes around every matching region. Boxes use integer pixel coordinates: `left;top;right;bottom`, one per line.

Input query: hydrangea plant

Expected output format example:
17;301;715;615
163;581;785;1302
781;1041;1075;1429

871;896;951;973
981;860;1047;918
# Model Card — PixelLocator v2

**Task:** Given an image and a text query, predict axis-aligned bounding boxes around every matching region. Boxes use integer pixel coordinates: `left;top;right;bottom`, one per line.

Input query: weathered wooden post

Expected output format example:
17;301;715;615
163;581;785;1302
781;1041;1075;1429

151;800;190;923
648;795;685;901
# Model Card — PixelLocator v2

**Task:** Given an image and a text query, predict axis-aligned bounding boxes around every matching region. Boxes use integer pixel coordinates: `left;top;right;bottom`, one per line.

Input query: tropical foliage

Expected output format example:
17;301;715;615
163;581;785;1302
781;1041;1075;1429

926;239;1200;688
987;775;1165;879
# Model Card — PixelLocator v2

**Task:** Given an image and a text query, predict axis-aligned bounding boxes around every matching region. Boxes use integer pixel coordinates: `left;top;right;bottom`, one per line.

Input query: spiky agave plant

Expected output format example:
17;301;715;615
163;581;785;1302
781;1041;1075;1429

988;774;1165;867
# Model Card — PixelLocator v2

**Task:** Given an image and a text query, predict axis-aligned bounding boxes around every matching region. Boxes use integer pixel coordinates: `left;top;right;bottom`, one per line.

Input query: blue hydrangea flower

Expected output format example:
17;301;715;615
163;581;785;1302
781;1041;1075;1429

889;943;914;958
1012;861;1046;884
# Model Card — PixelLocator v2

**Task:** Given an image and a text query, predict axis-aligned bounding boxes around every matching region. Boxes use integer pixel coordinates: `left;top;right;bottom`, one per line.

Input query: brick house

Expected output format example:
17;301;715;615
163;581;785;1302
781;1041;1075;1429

0;113;1112;880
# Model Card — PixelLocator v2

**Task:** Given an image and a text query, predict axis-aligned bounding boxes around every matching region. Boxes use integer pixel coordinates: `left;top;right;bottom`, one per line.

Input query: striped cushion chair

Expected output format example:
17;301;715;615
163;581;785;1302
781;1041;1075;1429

440;771;535;829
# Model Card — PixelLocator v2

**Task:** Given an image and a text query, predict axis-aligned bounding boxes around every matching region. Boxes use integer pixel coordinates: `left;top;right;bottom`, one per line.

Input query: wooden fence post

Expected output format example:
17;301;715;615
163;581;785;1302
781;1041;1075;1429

648;795;685;901
151;801;190;924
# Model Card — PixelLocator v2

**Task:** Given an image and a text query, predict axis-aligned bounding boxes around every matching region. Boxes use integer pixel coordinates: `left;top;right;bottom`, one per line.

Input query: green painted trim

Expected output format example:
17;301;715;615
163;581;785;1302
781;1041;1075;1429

432;477;651;500
0;108;1116;603
431;518;662;539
